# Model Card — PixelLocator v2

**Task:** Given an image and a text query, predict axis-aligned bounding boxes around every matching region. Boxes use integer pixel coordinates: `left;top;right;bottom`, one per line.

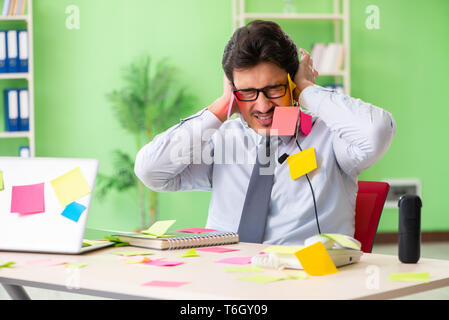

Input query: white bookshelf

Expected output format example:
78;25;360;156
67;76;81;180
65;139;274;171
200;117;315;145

0;0;35;157
232;0;351;95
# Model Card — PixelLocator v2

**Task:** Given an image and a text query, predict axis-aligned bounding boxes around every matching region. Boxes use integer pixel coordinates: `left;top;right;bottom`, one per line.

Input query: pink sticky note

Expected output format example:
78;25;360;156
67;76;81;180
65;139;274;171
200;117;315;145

176;228;216;234
215;257;252;265
300;111;312;135
10;183;45;215
143;259;185;267
142;280;190;288
227;94;235;120
270;107;300;136
196;247;240;253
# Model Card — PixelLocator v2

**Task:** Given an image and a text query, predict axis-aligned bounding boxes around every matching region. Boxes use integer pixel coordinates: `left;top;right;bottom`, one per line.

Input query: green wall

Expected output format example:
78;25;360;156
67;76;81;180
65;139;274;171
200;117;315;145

1;0;448;234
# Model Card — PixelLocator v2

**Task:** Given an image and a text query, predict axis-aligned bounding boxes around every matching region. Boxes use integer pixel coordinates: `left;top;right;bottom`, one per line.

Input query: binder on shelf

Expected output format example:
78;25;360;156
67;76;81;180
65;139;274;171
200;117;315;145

15;0;26;15
8;0;16;16
18;88;29;131
19;146;30;157
0;31;6;73
6;30;18;73
4;89;19;131
18;30;28;72
1;0;11;17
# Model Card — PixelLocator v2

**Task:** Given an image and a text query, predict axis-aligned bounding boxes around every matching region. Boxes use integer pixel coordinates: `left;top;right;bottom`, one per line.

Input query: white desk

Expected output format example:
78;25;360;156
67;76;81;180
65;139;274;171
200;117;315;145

1;242;449;300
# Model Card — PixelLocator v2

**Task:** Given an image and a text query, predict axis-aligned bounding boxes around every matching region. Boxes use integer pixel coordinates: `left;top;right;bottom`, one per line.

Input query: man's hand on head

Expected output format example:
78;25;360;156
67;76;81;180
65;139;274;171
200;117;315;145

294;48;319;96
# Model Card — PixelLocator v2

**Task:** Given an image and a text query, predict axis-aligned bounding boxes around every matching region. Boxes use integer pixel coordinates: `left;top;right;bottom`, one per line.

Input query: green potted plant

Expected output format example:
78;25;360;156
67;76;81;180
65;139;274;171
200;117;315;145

96;55;196;230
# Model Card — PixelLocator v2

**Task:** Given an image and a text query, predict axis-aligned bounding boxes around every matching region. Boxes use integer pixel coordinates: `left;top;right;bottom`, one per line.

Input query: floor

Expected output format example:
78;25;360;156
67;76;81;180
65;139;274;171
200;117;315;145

1;242;448;300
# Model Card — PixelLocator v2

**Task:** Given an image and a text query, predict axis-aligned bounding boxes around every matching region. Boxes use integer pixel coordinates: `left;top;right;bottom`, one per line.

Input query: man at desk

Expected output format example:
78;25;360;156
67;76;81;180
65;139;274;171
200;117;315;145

134;20;395;245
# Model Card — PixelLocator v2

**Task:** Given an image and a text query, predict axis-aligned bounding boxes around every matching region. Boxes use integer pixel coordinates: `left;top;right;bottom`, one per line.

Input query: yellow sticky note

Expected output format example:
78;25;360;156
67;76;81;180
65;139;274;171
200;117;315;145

236;274;284;283
141;220;176;236
50;167;91;207
287;74;297;105
0;170;4;191
389;272;430;283
125;257;151;264
322;234;361;250
180;249;200;258
263;245;305;255
294;242;338;276
286;147;317;180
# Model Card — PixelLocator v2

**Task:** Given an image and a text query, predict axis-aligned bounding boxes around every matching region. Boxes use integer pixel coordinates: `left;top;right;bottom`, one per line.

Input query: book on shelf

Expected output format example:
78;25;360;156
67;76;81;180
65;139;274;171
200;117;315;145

311;42;345;74
112;230;239;250
2;0;26;16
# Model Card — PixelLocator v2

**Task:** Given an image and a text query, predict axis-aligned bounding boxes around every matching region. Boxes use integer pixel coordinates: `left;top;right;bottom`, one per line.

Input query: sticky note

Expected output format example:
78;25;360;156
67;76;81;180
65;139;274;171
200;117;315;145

300;111;312;135
263;245;305;255
225;266;264;273
270;107;300;136
0;261;15;268
82;239;109;246
286;147;317;180
10;183;45;215
0;170;4;191
322;233;361;250
294;242;338;276
125;257;151;264
50;167;91;207
215;257;252;265
143;259;185;267
176;228;216;234
196;247;240;253
179;249;199;258
227;93;235;120
236;274;284;283
64;263;87;269
284;271;308;279
141;220;176;236
142;280;190;288
112;250;154;256
389;272;430;283
61;201;86;222
287;73;297;105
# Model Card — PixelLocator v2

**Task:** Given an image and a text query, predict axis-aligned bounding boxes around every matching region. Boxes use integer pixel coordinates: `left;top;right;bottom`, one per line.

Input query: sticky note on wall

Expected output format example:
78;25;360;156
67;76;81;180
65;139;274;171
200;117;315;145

50;167;91;207
286;147;317;180
294;242;338;276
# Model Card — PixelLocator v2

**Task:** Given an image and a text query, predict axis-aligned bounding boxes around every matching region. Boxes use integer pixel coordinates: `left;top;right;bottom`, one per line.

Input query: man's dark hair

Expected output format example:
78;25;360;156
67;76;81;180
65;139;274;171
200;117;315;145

222;20;299;84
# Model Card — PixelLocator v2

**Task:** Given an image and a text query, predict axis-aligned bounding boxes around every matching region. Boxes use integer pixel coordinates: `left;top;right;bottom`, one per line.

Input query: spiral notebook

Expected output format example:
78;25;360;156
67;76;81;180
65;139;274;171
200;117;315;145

112;230;239;250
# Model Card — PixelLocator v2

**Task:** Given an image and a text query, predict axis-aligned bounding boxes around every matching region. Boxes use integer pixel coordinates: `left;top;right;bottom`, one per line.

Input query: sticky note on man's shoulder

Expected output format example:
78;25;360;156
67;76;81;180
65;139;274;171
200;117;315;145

270;107;300;136
294;241;338;276
286;147;317;180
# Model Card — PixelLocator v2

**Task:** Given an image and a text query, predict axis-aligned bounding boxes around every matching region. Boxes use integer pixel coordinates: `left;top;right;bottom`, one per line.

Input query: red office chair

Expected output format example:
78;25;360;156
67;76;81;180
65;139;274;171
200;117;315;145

354;181;390;253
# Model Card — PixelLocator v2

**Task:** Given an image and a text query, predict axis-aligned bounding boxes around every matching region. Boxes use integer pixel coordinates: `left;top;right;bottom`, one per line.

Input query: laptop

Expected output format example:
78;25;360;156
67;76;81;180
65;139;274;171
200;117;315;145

0;157;113;254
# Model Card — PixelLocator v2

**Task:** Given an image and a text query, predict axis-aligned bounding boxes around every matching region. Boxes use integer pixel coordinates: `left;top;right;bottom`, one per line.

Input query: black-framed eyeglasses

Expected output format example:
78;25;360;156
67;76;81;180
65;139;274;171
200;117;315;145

233;83;288;102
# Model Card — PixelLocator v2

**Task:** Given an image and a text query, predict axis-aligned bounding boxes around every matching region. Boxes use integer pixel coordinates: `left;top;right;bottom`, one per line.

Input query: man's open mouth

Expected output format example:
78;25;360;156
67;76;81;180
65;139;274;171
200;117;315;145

254;111;274;126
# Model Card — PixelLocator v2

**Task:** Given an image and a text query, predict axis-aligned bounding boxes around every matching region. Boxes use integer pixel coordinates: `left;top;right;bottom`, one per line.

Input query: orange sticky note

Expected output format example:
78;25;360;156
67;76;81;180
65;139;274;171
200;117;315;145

286;147;317;180
50;167;91;207
294;242;338;276
287;74;296;105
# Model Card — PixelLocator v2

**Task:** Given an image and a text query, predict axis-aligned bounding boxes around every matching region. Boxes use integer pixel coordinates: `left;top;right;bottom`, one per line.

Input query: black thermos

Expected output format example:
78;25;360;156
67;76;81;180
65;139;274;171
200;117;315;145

398;195;422;263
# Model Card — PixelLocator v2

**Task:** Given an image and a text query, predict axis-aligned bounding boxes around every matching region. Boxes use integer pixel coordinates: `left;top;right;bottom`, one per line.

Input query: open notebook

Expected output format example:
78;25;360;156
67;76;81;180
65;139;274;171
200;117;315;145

112;230;239;250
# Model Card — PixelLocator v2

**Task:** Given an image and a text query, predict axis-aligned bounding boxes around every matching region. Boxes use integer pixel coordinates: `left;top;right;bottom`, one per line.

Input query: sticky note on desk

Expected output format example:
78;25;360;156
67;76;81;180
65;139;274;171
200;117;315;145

389;272;430;283
10;183;45;215
270;107;299;136
294;242;338;276
179;249;199;258
286;147;317;180
142;280;190;288
141;220;176;236
50;167;91;207
177;227;216;234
